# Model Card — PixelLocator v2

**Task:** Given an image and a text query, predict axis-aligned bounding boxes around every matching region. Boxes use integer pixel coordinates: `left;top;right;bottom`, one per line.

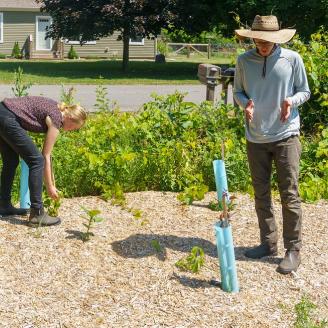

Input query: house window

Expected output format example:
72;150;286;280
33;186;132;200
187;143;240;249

65;39;96;45
0;13;3;43
129;36;144;45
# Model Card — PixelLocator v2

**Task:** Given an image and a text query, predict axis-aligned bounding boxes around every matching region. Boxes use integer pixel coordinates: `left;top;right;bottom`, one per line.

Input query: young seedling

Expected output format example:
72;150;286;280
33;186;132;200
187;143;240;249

100;183;127;207
28;222;46;238
42;155;62;217
219;191;230;228
150;239;162;253
177;184;208;205
80;207;104;242
175;246;205;273
12;66;32;97
60;85;76;105
209;195;236;212
43;191;63;217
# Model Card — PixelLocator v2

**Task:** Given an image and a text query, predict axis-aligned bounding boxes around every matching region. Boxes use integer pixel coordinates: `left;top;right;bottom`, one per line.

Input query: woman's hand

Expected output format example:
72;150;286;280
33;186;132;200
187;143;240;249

245;99;254;122
280;98;292;122
47;185;59;200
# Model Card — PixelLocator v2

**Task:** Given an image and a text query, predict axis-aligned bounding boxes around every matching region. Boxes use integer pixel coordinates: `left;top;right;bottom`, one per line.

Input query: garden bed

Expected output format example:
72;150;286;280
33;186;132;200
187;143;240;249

0;191;327;327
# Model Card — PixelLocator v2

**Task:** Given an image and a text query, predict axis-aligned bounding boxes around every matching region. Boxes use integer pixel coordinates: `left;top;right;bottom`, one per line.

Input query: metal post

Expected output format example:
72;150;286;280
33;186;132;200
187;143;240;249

222;78;229;105
206;67;219;102
206;84;216;102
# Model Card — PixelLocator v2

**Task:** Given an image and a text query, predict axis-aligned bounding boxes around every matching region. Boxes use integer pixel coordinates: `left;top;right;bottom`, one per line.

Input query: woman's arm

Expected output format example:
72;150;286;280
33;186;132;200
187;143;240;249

43;116;60;199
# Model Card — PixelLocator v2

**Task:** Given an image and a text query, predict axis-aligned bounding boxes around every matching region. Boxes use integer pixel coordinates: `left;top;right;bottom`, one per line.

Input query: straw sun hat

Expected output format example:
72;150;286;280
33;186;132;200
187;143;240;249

235;15;296;44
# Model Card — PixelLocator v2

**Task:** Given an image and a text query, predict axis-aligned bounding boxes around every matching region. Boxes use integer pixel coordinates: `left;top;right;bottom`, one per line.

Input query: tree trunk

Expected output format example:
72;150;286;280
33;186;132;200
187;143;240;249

122;29;130;72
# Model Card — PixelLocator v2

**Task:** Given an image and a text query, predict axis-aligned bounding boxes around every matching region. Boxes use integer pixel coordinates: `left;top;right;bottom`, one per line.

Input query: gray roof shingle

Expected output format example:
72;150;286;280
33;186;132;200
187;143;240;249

0;0;41;9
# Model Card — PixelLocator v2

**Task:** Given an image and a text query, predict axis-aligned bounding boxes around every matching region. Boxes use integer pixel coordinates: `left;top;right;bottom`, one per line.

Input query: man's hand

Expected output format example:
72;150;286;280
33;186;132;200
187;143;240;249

245;99;254;122
280;98;292;122
47;185;59;200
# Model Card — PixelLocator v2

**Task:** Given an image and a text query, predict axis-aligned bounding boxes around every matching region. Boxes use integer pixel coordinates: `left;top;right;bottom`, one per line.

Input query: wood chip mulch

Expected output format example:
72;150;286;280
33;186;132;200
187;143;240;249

0;192;327;328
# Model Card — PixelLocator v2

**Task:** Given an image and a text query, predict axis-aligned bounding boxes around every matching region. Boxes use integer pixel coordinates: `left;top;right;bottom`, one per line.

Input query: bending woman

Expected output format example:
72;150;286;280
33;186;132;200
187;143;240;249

0;96;87;226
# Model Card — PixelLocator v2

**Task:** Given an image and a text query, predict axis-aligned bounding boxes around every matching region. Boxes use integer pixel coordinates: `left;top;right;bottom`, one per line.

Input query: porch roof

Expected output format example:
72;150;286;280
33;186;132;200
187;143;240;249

0;0;41;10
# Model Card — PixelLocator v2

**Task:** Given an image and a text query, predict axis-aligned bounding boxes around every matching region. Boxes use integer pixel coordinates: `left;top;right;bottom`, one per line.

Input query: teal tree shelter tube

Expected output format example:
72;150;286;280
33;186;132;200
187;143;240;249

214;222;239;292
213;159;239;292
20;160;30;209
213;159;230;203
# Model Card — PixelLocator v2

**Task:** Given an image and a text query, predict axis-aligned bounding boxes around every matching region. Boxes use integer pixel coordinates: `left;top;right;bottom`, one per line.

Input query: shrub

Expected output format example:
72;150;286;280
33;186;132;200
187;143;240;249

11;41;22;59
157;40;168;56
299;127;328;202
67;45;79;59
290;28;328;133
46;93;248;198
2;90;326;203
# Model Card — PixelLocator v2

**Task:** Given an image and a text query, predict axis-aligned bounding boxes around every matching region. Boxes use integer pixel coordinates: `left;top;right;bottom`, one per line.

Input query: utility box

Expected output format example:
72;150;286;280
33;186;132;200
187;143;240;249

198;64;221;85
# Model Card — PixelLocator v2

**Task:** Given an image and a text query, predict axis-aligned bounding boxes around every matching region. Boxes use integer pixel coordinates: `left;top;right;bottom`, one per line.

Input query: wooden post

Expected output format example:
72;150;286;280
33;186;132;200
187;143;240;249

187;44;191;58
208;43;211;59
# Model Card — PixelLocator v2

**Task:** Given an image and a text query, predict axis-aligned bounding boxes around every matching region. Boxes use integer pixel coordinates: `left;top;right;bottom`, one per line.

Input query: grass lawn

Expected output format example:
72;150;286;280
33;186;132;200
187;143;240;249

0;57;232;85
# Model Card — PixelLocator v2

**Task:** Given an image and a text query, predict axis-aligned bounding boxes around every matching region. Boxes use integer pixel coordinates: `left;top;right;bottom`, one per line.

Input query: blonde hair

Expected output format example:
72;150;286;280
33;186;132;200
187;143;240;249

58;102;87;127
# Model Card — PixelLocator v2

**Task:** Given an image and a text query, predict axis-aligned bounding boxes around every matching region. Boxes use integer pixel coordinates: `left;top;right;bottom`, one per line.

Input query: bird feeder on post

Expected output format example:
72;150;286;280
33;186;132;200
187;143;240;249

197;64;221;102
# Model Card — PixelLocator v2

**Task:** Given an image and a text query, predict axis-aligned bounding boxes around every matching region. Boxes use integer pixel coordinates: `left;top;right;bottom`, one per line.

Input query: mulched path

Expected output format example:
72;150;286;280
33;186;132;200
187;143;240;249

0;192;327;328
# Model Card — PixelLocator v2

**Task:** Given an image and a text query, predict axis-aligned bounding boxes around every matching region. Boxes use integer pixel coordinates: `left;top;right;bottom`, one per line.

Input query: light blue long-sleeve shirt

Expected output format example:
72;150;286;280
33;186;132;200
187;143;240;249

233;46;310;143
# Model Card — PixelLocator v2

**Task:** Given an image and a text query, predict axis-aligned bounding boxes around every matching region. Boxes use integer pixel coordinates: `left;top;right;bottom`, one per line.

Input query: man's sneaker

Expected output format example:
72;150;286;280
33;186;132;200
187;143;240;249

245;243;278;259
277;250;301;274
0;200;28;216
29;207;61;227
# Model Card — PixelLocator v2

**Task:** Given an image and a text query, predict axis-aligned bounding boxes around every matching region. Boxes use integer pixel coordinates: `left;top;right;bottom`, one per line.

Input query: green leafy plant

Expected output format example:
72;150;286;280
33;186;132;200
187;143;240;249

156;40;168;56
130;208;142;218
12;67;32;97
150;239;162;252
177;184;209;205
300;128;328;202
98;182;127;207
209;195;236;212
291;29;328;133
14;90;324;205
60;85;76;105
175;246;205;273
43;191;63;217
94;85;119;112
294;296;328;328
11;41;22;59
80;207;104;242
67;45;79;59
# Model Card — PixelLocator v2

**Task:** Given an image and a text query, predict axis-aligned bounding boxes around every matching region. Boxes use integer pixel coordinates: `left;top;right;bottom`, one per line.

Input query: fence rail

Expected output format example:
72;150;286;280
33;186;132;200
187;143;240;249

165;42;240;59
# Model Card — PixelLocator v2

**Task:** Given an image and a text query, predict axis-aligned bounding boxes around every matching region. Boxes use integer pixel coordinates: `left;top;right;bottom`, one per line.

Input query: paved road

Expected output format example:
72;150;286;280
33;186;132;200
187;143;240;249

0;84;234;112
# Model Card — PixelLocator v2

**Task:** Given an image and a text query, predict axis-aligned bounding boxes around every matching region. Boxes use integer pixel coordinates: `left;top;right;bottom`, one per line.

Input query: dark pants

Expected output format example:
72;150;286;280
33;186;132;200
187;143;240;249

0;102;44;209
247;135;302;251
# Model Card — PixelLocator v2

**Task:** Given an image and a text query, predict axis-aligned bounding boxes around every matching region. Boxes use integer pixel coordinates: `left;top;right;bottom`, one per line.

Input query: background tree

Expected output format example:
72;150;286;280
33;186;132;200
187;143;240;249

39;0;221;71
216;0;328;40
40;0;174;71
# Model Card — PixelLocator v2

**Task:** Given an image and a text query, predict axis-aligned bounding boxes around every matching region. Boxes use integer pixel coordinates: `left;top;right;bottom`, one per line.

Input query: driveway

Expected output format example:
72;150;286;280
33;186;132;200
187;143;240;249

0;84;234;112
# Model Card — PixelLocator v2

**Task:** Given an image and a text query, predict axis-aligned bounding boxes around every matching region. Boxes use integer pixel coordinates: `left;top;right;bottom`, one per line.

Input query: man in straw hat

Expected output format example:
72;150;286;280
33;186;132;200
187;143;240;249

233;15;310;274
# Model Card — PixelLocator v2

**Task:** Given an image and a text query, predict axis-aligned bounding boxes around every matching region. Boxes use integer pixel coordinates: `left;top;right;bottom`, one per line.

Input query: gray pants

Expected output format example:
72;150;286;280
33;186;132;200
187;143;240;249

246;135;302;251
